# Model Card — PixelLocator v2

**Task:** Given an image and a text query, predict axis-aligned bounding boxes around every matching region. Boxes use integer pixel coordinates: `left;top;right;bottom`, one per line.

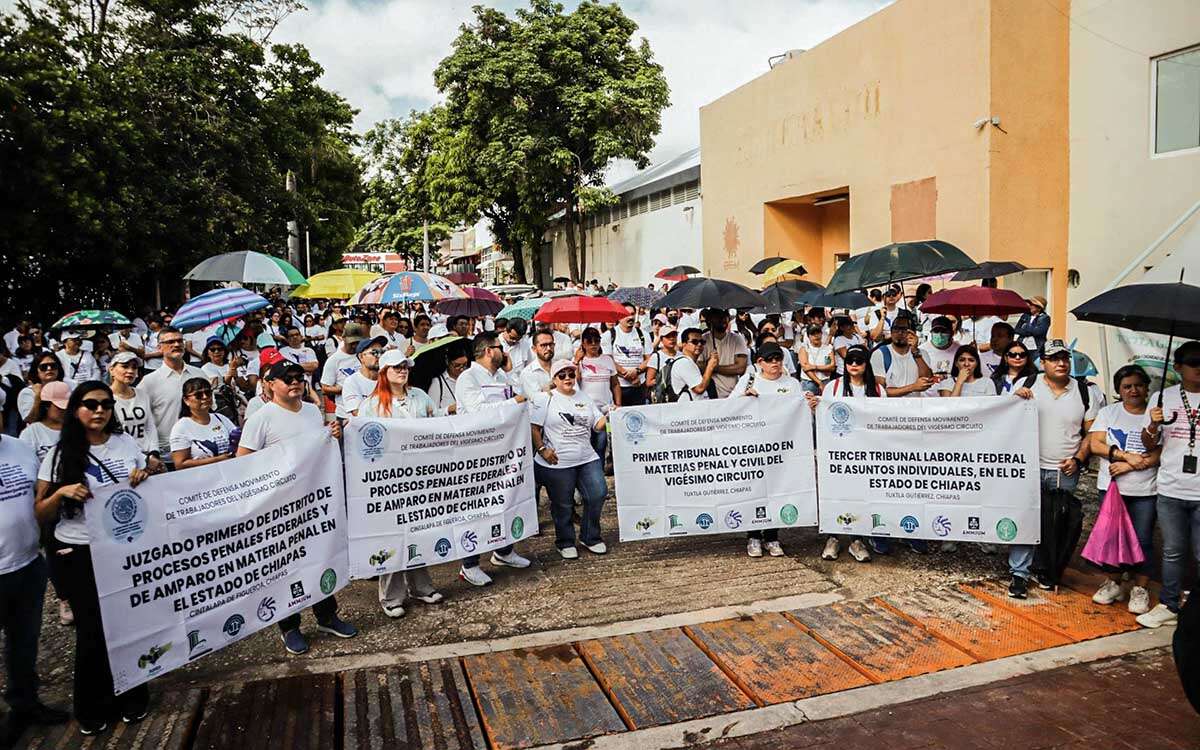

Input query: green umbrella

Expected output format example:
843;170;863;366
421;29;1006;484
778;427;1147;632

412;335;465;360
184;251;307;286
52;310;132;329
497;296;553;321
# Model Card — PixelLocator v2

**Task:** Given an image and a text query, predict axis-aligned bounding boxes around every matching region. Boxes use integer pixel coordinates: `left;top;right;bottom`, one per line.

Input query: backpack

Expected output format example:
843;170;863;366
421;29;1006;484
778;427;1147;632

653;355;682;403
212;383;245;424
871;341;893;373
1020;373;1090;412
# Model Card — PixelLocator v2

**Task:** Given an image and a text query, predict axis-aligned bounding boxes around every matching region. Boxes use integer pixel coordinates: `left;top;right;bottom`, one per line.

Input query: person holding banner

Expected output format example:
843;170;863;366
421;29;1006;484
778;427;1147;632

33;381;149;734
358;350;445;617
342;336;388;417
237;360;356;654
531;359;608;558
455;333;531;585
169;377;237;469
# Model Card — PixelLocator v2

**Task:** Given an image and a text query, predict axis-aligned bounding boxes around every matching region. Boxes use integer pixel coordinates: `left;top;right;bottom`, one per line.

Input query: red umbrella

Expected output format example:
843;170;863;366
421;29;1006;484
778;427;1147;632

920;286;1029;317
446;271;480;285
435;286;503;317
534;296;629;325
654;264;698;281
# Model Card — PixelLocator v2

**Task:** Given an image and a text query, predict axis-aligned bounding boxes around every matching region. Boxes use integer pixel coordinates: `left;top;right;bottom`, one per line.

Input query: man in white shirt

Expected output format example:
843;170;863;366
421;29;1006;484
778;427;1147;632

979;322;1014;377
56;332;101;382
370;311;409;352
869;312;933;398
279;325;319;376
602;305;649;405
138;327;204;461
3;320;30;356
237;360;354;655
919;316;962;396
341;336;386;417
700;308;749;399
500;319;531;386
670;328;719;401
454;332;531;584
320;322;366;419
519;330;556;398
108;326;145;361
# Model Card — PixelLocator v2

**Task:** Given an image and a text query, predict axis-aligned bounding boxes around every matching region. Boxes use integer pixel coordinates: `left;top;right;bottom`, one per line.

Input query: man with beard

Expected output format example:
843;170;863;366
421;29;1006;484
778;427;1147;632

700;308;749;399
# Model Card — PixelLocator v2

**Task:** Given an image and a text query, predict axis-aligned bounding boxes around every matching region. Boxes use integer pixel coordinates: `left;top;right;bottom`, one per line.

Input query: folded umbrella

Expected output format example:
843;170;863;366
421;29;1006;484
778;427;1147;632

185;251;307;286
951;261;1027;282
748;256;790;274
825;240;978;294
919;287;1029;318
609;286;664;309
172;288;269;331
435;287;504;318
534;296;629;325
659;277;767;311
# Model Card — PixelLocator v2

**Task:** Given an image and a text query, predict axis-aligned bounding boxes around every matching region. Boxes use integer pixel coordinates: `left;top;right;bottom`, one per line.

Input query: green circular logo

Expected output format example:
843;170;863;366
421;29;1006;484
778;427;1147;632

780;504;799;525
511;516;525;540
996;518;1018;542
319;568;337;595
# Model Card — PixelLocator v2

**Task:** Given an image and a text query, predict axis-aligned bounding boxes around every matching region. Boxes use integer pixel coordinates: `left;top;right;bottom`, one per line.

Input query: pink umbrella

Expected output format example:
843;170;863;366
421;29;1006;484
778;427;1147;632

919;286;1028;318
434;286;503;317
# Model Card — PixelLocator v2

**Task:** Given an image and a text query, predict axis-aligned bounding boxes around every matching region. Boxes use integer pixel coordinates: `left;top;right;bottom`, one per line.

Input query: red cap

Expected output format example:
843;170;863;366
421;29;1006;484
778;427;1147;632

259;347;284;372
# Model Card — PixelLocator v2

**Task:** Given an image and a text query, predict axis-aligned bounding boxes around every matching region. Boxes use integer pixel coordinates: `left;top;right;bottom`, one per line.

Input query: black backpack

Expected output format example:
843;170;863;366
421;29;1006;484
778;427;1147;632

1019;373;1091;411
653;355;682;403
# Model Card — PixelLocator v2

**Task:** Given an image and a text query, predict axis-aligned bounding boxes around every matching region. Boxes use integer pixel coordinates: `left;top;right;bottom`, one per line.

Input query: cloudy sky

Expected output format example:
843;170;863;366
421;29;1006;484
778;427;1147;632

274;0;892;179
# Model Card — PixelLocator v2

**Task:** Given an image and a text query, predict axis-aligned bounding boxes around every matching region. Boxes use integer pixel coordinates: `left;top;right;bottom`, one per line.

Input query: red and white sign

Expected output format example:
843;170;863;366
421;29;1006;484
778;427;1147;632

342;253;407;273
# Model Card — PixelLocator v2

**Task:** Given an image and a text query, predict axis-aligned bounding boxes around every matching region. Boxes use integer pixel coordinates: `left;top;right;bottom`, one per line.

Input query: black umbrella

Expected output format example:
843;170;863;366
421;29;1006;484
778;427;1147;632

750;280;825;314
951;261;1027;282
1071;271;1200;410
659;277;768;311
748;256;790;274
807;290;872;311
825;240;978;294
553;276;571;284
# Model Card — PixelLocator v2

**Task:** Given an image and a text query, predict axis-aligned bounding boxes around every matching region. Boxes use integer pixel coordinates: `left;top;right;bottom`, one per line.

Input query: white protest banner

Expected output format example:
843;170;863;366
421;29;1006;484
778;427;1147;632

344;401;537;578
88;433;348;693
612;395;817;541
816;396;1040;544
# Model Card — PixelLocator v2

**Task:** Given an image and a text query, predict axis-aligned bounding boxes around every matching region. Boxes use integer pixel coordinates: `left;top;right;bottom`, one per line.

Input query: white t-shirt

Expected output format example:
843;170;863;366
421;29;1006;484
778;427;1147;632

108;331;145;356
304;325;327;342
170;413;236;459
578;355;617;408
1090;403;1156;496
869;345;921;395
39;432;146;545
798;341;833;382
969;316;1003;348
832;334;864;372
979;350;1002;378
372;328;408;352
19;421;60;461
114;389;159;455
936;378;997;397
603;327;648;388
1029;376;1100;470
340;372;377;416
1152;386;1200;501
57;349;100;382
500;336;532;376
920;342;961;396
279;345;318;368
822;378;889;398
143;330;163;370
15;382;74;423
552;330;574;362
702;330;750;398
238;401;323;452
730;371;803;398
454;362;515;414
670;356;708;401
530;390;603;469
0;437;40;574
320;350;361;418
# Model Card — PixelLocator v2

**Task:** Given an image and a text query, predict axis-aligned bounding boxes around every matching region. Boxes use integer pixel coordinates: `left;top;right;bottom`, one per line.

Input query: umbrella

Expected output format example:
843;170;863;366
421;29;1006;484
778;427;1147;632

172;288;269;331
609;286;664;309
553;276;572;284
497;296;553;321
808;290;872;311
52;310;132;329
749;256;790;274
185;251;307;286
413;335;466;360
349;272;468;305
659;277;768;311
534;296;629;325
1071;272;1200;409
951;261;1027;282
446;271;481;285
435;287;504;318
919;287;1029;318
291;269;381;300
825;240;978;294
655;265;700;281
411;335;469;392
750;280;825;315
760;259;807;284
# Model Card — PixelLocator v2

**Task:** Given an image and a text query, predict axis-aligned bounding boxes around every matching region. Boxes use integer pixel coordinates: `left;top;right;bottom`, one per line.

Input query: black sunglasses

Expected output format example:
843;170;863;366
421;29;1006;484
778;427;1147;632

845;357;868;366
187;389;212;399
1006;351;1028;359
762;355;784;363
38;362;60;371
80;398;115;412
554;371;576;379
279;373;306;385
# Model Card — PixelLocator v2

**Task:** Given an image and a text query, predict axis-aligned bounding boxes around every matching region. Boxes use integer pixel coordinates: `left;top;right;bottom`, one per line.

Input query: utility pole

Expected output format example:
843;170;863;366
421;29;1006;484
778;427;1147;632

305;229;311;277
286;170;301;269
422;218;430;273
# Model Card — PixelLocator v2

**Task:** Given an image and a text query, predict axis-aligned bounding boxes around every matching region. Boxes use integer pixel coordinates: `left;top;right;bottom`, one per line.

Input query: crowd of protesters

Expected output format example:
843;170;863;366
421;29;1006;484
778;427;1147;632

0;285;1196;739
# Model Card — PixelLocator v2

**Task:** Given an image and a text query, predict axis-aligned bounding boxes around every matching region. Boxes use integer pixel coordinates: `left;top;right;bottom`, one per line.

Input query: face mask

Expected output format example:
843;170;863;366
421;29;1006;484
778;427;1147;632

931;332;951;348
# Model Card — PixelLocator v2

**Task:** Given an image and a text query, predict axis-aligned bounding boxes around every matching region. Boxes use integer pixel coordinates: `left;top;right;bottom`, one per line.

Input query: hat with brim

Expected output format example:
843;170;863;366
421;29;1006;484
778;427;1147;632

659;325;678;337
1043;340;1070;359
41;380;71;409
1028;295;1047;310
755;342;784;361
550;359;577;378
379;349;414;370
356;336;388;355
110;351;141;367
343;322;369;344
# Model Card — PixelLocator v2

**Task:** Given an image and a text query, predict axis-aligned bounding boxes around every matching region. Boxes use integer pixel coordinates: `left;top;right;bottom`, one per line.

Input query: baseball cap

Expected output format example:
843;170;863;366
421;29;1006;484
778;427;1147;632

1043;339;1070;359
550;359;577;378
755;342;784;361
110;351;141;367
265;360;304;381
659;325;678;337
205;336;226;350
653;313;669;325
343;322;369;344
41;381;72;409
930;316;954;332
378;350;413;369
259;347;284;371
356;336;387;355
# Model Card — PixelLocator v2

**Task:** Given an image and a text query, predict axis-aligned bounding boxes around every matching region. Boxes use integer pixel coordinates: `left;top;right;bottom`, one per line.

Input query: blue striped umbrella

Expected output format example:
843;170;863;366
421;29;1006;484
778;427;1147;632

172;288;269;331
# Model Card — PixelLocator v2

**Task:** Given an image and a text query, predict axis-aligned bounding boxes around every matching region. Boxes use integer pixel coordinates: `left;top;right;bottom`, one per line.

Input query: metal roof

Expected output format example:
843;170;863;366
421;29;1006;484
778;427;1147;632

607;147;701;202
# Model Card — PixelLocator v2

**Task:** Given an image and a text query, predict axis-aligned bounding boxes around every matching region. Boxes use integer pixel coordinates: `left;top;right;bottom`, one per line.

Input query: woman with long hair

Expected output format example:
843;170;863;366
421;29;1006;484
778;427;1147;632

991;341;1038;395
358;351;443;616
170;377;237;469
936;345;995;397
33;381;149;734
17;351;68;426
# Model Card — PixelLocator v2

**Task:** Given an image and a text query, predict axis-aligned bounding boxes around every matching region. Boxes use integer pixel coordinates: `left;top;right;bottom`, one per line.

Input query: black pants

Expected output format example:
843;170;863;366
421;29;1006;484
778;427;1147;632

747;529;779;542
1;556;46;712
52;544;149;724
277;595;338;633
619;386;646;407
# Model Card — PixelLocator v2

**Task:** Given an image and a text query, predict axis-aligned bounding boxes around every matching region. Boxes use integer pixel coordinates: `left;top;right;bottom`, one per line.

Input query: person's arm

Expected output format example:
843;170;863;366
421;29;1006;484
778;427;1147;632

21;385;40;424
1061;418;1095;476
530;423;557;464
609;374;621;407
171;446;230;469
693;353;719;395
715;353;748;378
299;352;318;374
34;478;89;525
319;359;344;395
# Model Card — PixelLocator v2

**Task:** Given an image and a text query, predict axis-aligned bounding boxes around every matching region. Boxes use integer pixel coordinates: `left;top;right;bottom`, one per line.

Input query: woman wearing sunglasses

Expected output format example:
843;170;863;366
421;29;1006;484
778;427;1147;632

991;341;1038;395
33;381;149;735
531;359;609;559
169;377;237;470
17;351;69;426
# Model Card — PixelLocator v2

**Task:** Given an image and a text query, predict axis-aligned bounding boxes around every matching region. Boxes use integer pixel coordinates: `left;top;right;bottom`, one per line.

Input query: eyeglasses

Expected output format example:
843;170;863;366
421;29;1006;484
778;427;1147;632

1006;351;1028;359
685;339;703;346
554;371;576;380
187;389;212;399
80;398;115;412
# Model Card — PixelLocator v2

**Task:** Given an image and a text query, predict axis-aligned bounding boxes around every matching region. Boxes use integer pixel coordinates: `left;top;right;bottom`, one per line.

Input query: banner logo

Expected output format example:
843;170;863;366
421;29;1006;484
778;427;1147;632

137;642;172;670
359;421;386;461
187;630;210;660
407;544;420;562
724;510;743;529
900;515;919;533
634;516;656;533
871;513;886;530
256;596;277;623
621;411;646;444
460;530;479;553
105;489;147;543
320;568;338;595
434;538;452;557
932;515;952;537
668;514;685;533
222;614;245;639
368;549;394;567
828;402;855;436
696;513;714;529
511;517;525;539
780;505;799;525
996;518;1018;542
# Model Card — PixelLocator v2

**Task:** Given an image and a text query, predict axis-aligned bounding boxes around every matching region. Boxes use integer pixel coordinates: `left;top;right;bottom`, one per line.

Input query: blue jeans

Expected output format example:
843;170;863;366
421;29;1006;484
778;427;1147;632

536;459;607;548
1158;495;1200;612
1009;469;1078;579
590;429;608;467
800;379;822;396
0;555;46;712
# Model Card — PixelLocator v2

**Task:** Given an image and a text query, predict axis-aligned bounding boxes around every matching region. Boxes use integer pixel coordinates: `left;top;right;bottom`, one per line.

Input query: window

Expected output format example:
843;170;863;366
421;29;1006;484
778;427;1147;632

1155;46;1200;154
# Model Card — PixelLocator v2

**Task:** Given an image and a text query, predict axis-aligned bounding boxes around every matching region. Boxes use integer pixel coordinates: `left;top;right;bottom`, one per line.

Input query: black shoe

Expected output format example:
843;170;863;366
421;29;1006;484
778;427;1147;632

77;718;108;736
1008;576;1029;599
1035;574;1055;590
14;703;69;725
121;707;149;724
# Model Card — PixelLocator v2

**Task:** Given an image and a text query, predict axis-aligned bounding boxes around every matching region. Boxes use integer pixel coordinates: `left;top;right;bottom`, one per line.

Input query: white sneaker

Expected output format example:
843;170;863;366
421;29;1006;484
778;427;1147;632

415;591;444;604
766;541;785;557
1136;603;1178;629
847;539;871;562
940;541;958;553
1128;586;1151;615
979;543;998;554
584;541;607;554
747;538;763;558
491;550;531;568
1092;580;1125;605
821;536;839;561
558;546;579;560
458;565;492;586
382;604;405;618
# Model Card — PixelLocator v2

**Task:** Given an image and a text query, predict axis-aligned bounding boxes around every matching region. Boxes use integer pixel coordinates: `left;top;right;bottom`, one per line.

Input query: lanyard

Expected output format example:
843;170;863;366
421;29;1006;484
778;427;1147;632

1181;390;1199;451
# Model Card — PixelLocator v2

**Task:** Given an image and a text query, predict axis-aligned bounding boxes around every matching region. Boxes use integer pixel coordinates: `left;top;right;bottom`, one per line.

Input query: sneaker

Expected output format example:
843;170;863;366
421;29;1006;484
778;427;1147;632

382;604;406;619
558;546;579;560
316;616;358;639
979;543;998;554
121;707;149;724
58;600;74;626
1035;574;1055;591
414;591;444;604
766;541;785;557
1128;586;1151;615
491;550;531;568
280;629;309;655
847;539;871;562
940;541;958;553
78;719;108;736
584;541;607;554
867;537;891;555
747;538;763;558
459;565;492;586
1092;580;1124;605
821;536;839;561
1008;576;1029;599
1136;603;1178;629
